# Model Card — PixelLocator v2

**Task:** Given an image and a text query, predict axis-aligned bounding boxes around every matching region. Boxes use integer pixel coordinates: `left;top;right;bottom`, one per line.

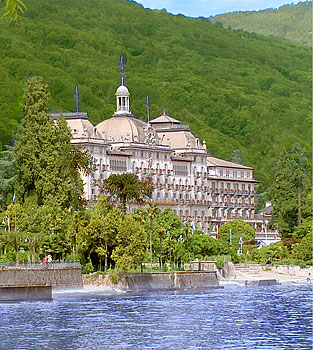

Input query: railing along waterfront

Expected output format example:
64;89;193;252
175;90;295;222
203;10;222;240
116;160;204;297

0;261;81;269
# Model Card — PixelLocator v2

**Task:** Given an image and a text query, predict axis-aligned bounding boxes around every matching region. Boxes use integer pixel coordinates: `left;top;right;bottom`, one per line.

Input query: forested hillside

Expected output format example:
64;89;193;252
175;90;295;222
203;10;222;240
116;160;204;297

0;0;311;190
209;1;312;45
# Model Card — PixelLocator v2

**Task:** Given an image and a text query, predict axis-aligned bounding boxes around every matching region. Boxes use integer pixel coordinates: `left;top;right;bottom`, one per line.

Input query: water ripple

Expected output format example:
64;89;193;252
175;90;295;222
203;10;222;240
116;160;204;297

0;284;312;350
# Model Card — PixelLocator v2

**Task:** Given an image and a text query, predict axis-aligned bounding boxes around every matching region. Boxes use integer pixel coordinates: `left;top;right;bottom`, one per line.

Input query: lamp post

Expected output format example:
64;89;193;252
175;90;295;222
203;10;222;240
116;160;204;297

238;236;243;255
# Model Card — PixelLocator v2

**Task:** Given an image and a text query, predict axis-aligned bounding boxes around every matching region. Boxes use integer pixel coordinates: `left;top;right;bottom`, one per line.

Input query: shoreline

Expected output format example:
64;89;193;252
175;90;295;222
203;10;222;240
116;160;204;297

81;264;313;291
220;264;313;284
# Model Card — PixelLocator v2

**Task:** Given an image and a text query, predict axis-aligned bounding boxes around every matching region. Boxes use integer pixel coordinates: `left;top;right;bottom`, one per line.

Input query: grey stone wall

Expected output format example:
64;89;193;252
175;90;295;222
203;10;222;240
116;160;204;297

118;271;219;291
0;266;83;288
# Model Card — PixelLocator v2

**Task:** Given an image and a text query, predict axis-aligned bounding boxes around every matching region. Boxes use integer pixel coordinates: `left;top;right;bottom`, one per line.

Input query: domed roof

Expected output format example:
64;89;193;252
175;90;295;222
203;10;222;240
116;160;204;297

116;85;129;96
96;115;157;144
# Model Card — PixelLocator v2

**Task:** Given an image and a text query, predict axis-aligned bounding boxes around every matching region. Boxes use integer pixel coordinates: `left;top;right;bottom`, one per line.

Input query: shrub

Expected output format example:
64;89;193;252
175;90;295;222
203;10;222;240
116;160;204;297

0;252;15;263
82;262;95;274
108;269;120;284
215;256;225;270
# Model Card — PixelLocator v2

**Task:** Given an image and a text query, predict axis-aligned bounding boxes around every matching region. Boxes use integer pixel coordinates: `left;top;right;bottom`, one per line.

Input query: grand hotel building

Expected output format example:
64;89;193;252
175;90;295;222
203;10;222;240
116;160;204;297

52;80;260;237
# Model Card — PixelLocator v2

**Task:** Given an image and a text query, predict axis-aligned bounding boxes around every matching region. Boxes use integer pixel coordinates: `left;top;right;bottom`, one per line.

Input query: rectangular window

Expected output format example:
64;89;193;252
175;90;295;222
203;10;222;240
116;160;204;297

234;171;237;178
227;183;231;189
220;170;223;177
226;170;230;178
212;182;216;190
241;171;244;178
173;164;188;176
110;159;127;171
241;184;245;190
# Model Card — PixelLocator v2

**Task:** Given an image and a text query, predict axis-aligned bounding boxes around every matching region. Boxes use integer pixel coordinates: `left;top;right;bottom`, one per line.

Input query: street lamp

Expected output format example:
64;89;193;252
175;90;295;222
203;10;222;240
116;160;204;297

238;236;243;255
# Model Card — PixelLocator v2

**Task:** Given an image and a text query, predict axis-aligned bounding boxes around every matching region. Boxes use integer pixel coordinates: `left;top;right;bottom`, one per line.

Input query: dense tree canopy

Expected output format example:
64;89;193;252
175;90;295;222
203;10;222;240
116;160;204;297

209;1;312;45
0;0;311;192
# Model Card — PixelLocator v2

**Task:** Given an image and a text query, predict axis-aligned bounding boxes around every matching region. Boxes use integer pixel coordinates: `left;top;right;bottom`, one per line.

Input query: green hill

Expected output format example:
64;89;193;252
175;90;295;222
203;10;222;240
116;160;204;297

209;1;312;45
0;0;311;191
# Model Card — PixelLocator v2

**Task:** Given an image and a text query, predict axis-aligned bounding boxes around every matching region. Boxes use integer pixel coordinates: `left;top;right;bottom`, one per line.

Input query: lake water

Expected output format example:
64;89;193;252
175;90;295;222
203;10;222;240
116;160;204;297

1;283;312;350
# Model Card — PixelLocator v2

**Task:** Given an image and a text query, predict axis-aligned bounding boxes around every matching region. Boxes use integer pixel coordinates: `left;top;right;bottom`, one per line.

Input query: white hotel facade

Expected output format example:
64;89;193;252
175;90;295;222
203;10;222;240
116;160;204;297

51;80;262;237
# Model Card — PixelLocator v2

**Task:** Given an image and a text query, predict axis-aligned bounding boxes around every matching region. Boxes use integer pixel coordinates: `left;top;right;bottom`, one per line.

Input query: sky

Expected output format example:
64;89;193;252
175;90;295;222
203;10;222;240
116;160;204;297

136;0;302;17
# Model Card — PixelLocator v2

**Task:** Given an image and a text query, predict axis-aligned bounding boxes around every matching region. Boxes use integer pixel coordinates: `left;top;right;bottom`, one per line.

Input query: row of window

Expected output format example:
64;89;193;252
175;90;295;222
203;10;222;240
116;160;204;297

154;192;207;200
212;182;254;191
219;169;252;179
174;210;207;217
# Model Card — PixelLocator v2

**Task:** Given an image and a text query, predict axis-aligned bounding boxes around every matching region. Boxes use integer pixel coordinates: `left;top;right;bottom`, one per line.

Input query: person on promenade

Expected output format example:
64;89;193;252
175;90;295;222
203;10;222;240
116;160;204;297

48;255;52;265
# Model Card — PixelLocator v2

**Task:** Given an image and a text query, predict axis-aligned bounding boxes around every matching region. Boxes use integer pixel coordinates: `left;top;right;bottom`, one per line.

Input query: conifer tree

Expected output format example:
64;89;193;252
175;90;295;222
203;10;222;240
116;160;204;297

269;142;311;236
14;76;90;210
0;146;17;209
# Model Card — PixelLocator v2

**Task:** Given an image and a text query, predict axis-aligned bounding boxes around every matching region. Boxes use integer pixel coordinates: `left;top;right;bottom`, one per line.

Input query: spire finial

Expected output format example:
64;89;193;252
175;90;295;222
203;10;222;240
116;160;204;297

74;84;79;112
119;55;125;86
162;108;166;116
145;94;150;123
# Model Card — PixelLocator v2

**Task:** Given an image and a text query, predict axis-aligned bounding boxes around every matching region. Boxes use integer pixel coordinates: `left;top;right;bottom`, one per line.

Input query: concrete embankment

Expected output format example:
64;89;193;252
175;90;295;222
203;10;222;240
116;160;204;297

0;285;52;302
84;271;220;291
0;264;83;288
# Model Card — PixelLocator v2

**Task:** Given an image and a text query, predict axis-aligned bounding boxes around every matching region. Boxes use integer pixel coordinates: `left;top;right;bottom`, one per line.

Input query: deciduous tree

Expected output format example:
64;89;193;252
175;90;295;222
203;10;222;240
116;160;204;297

111;214;148;272
218;220;254;249
101;173;154;212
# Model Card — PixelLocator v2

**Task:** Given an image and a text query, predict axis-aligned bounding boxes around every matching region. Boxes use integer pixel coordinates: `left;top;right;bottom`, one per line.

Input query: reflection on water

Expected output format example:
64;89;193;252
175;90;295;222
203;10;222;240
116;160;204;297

1;284;312;350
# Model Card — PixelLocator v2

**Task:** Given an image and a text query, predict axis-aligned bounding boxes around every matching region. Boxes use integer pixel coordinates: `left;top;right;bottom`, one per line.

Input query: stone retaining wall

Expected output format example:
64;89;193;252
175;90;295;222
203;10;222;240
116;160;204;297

270;265;313;277
84;271;220;291
0;266;83;288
